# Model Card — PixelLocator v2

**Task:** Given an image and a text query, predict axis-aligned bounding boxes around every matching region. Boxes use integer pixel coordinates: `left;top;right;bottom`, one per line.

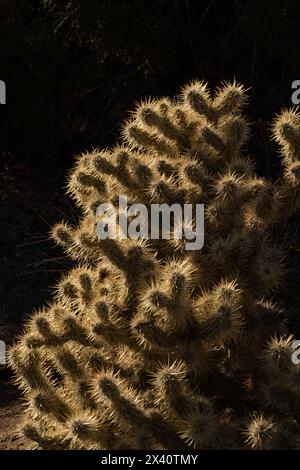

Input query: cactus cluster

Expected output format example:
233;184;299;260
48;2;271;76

10;81;300;449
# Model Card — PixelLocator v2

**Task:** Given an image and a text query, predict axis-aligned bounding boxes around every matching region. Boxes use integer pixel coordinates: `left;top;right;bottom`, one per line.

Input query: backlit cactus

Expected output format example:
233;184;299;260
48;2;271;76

10;81;300;449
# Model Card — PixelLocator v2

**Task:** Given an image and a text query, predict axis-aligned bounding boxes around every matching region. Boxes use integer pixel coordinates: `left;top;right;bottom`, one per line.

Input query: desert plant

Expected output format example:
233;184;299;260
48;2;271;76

10;81;300;449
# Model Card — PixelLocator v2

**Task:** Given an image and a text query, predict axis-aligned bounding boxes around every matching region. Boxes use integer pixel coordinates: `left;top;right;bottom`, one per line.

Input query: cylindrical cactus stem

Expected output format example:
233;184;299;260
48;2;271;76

244;413;280;450
23;424;69;450
151;362;193;418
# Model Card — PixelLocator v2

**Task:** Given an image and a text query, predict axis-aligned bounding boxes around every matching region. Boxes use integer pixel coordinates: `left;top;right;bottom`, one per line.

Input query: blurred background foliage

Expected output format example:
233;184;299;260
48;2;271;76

0;0;300;175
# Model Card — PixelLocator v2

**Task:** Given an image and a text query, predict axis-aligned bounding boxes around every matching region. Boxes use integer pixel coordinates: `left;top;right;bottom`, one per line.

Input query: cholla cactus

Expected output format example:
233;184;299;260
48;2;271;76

10;81;300;449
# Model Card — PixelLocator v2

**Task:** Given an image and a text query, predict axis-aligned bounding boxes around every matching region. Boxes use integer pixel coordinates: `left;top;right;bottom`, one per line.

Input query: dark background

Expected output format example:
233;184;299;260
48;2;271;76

0;0;300;335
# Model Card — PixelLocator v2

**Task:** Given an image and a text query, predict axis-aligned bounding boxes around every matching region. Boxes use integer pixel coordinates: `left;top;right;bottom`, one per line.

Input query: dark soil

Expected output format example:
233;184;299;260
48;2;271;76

0;370;29;450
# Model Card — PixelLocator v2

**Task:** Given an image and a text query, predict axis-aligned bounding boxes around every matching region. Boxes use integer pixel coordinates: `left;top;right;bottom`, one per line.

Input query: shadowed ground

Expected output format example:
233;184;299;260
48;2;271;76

0;370;29;450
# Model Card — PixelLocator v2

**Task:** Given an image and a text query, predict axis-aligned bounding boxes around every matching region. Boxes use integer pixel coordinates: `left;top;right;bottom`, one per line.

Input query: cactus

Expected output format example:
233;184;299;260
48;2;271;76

10;81;300;449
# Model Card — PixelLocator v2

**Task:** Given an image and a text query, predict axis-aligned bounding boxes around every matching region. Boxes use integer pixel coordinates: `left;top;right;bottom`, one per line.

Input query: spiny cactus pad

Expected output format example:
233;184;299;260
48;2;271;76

10;81;300;449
